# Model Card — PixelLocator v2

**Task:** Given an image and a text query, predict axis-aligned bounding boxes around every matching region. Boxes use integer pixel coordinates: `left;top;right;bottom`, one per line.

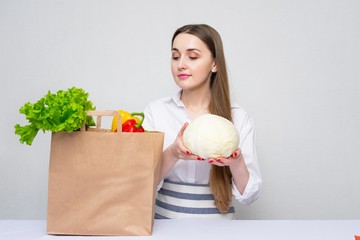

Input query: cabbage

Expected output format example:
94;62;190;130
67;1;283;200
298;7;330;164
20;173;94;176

14;87;95;145
183;114;239;159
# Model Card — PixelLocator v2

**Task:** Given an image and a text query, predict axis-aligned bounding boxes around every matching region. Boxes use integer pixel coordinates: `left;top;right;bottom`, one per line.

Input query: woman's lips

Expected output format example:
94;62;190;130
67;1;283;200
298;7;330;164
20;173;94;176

178;74;191;79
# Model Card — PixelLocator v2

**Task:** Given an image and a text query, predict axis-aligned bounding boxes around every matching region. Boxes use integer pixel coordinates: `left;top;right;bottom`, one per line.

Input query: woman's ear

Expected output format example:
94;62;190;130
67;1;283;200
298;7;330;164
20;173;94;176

211;64;217;73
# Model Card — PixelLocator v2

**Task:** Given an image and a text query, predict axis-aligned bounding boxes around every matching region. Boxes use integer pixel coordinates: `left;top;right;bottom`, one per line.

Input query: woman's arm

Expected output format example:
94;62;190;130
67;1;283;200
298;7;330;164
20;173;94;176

229;150;250;195
157;145;179;185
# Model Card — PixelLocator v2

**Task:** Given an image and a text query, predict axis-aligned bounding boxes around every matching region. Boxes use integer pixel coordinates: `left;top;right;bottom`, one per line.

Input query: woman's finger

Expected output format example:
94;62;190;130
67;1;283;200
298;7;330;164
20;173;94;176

178;122;189;137
208;158;225;166
231;149;241;159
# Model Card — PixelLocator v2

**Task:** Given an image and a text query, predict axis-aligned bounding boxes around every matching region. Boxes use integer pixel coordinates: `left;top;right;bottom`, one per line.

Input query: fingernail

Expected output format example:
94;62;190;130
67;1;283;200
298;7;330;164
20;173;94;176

186;151;191;155
209;160;214;163
233;152;238;158
196;157;202;160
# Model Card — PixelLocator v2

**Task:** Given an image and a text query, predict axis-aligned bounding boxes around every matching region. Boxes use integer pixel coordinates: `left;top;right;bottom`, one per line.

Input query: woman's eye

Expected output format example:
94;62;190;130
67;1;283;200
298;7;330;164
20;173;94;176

188;54;199;60
172;54;180;60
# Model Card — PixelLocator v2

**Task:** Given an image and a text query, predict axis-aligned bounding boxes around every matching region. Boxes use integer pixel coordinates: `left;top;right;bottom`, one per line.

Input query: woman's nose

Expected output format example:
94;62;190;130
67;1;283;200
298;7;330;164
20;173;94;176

177;57;187;70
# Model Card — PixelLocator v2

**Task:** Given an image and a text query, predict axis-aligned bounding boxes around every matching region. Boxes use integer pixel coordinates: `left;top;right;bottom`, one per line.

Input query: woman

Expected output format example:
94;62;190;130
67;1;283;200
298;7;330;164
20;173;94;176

143;24;262;219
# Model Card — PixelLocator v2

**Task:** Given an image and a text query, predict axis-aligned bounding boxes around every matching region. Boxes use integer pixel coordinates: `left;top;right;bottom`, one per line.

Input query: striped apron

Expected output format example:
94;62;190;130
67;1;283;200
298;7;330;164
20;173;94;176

154;179;235;219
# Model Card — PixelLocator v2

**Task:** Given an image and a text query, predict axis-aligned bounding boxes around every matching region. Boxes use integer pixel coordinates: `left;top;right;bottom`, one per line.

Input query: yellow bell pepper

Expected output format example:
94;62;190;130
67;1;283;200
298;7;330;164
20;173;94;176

111;110;141;132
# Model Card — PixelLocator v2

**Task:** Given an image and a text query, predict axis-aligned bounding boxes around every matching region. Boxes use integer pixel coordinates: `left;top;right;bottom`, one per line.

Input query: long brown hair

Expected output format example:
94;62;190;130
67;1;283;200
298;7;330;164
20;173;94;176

172;24;233;213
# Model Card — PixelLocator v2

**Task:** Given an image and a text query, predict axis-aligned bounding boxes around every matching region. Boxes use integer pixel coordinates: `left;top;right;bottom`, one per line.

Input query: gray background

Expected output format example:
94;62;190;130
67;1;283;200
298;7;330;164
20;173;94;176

1;0;359;220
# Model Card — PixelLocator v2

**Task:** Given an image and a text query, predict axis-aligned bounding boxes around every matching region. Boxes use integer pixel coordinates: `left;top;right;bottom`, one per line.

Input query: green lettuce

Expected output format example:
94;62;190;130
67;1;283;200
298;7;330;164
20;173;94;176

15;86;96;145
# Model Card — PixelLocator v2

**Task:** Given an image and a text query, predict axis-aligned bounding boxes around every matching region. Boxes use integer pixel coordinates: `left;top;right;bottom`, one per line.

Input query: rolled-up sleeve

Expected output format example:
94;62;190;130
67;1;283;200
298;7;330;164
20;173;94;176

232;169;262;205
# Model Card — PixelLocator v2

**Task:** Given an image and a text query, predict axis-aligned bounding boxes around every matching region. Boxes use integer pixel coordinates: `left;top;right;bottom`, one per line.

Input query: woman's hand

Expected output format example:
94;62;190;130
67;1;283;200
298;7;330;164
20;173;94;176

168;122;204;161
157;122;205;185
207;148;242;167
208;148;249;194
207;148;249;194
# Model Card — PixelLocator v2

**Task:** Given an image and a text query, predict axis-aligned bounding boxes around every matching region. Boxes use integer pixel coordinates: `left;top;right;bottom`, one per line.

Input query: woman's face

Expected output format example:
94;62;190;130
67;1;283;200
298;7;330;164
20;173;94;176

171;33;217;91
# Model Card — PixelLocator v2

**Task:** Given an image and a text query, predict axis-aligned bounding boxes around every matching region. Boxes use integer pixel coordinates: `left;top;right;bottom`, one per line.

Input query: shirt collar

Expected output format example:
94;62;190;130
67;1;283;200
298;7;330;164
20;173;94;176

171;90;185;108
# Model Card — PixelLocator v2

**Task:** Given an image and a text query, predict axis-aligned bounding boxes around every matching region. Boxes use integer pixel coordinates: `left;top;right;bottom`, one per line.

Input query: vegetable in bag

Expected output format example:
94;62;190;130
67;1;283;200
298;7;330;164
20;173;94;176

14;87;96;145
111;110;144;132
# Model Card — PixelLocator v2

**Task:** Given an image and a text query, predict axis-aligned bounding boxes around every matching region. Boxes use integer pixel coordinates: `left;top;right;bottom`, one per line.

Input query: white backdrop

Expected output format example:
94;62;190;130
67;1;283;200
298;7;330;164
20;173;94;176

1;0;359;220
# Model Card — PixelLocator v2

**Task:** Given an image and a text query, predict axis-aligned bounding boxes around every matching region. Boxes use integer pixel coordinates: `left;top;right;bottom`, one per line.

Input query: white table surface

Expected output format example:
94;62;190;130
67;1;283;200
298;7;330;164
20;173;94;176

0;220;359;240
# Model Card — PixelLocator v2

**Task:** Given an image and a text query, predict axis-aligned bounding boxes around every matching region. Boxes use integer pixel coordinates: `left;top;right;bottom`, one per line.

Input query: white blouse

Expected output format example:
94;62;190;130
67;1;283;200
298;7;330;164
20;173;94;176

143;92;262;205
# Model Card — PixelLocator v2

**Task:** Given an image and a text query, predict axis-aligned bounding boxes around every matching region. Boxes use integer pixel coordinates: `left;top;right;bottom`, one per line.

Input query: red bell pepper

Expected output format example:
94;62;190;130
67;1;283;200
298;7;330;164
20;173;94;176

122;112;145;132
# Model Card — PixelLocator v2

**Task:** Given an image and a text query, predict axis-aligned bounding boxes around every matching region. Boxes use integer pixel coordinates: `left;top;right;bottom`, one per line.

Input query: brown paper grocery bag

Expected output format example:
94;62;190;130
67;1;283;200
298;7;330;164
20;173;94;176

47;110;164;236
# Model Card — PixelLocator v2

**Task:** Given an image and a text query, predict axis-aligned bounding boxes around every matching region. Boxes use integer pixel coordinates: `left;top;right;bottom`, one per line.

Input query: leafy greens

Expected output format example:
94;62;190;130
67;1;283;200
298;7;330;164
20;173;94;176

15;87;96;145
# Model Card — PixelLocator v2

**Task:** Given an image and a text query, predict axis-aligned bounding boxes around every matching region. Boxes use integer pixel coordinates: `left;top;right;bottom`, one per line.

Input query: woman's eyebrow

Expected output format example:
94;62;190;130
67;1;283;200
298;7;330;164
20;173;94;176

172;48;201;52
187;48;201;52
